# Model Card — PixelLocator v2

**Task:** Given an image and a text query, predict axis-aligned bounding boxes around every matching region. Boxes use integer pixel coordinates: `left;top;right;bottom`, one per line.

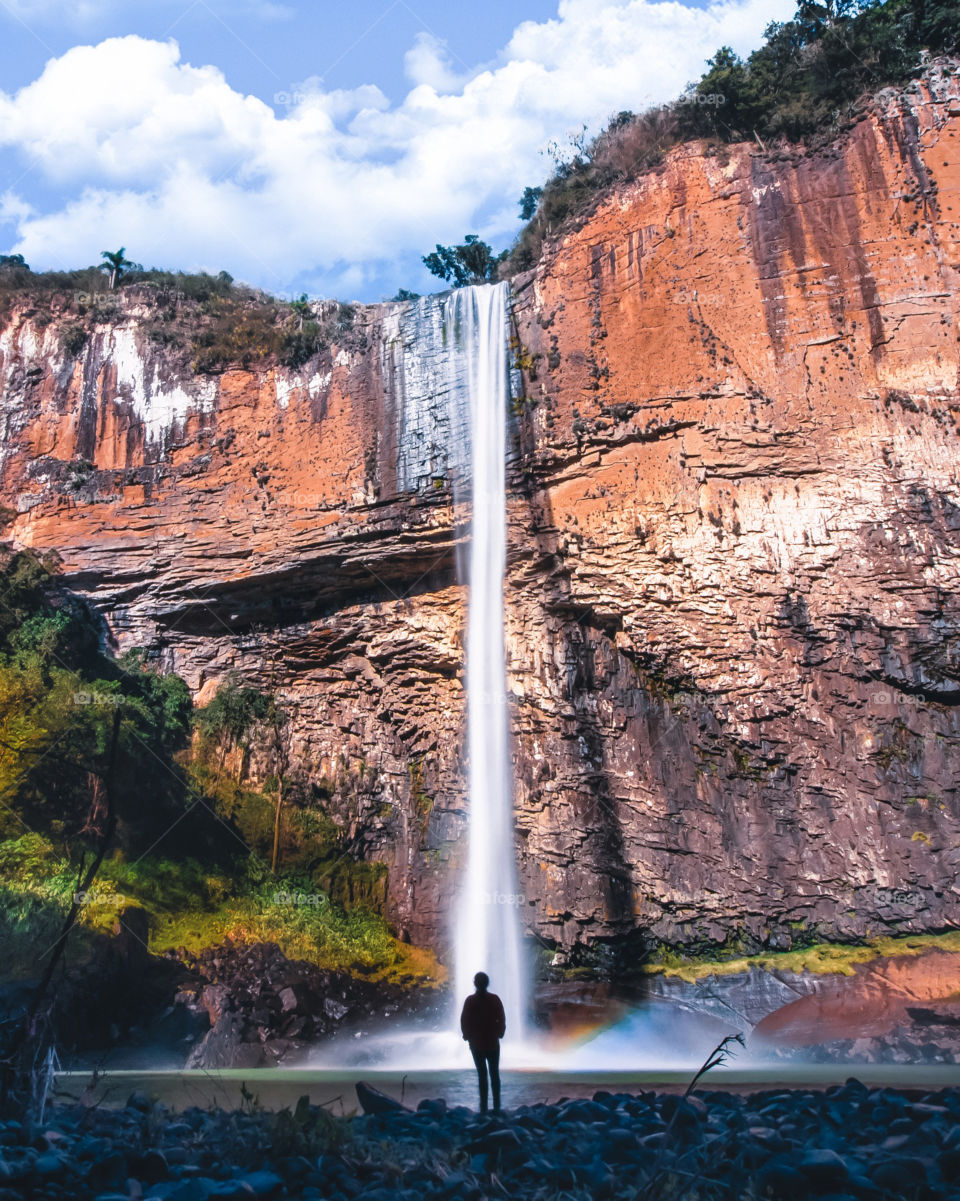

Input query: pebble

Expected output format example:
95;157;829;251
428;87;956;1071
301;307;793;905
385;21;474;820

2;1081;960;1200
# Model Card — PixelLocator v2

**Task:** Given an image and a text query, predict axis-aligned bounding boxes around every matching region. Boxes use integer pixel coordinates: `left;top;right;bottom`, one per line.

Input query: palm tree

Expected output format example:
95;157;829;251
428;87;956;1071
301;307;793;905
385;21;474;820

290;293;312;331
100;247;134;290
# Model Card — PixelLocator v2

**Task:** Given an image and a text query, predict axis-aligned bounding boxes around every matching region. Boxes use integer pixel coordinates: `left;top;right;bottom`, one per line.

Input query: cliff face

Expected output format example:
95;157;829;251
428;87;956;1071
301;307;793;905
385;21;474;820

3;66;960;964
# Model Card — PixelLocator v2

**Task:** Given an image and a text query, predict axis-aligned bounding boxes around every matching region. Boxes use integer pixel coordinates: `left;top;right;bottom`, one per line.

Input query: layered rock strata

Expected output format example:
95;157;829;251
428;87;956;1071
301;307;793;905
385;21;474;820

3;65;960;963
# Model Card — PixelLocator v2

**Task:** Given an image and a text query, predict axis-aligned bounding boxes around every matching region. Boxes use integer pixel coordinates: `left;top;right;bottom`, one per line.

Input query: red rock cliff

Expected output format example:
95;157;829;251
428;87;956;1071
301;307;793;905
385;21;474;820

2;65;960;965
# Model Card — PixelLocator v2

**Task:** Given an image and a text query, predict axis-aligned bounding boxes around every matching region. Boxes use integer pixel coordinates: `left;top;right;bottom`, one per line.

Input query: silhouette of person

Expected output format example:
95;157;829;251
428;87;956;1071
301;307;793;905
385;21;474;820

460;971;505;1114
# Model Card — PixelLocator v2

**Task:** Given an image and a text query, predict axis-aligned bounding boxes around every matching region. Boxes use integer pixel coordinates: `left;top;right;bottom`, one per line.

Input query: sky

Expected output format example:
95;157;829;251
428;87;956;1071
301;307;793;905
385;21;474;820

0;0;795;302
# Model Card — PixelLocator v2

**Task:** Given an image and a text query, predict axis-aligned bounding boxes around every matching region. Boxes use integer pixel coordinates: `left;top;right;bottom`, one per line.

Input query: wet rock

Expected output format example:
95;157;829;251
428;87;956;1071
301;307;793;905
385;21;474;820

33;1152;69;1177
755;1159;808;1199
181;942;432;1069
356;1082;408;1115
417;1098;447;1119
129;1150;169;1184
798;1148;851;1189
869;1156;931;1193
235;1171;283;1198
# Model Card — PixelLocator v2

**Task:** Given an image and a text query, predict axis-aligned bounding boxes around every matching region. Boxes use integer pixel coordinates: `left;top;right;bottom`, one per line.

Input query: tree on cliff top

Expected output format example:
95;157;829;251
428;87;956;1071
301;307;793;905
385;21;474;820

100;247;139;289
422;234;506;288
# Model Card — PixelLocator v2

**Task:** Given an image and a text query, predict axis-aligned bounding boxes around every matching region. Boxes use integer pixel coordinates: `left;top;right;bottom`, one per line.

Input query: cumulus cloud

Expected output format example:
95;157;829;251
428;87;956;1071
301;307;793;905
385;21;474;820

0;0;794;298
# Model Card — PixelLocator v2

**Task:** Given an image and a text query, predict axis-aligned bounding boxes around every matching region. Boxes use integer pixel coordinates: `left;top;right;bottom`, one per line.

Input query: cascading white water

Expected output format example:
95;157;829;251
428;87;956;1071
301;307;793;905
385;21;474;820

448;282;527;1042
317;287;721;1074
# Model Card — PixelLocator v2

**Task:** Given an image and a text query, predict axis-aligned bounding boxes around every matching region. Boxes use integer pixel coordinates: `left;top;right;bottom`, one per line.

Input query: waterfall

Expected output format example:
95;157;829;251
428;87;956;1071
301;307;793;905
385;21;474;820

447;282;527;1042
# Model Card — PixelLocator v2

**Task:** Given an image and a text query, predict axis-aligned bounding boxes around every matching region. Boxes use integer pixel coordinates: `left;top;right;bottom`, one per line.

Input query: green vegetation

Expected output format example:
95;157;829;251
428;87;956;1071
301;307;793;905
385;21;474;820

0;841;437;985
0;256;360;372
0;550;440;1002
645;929;960;982
100;247;140;290
422;234;506;287
0;549;192;850
508;0;960;271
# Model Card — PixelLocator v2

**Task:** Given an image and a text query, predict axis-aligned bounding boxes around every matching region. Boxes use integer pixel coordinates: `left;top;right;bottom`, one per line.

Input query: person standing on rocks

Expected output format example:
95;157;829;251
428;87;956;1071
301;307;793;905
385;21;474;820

460;971;506;1114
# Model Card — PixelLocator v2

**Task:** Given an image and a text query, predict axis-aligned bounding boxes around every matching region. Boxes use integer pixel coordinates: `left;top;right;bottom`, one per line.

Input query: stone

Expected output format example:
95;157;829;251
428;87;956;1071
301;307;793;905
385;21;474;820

417;1098;447;1118
869;1156;930;1193
356;1082;409;1115
33;1151;68;1176
754;1160;809;1199
130;1150;170;1184
235;1173;283;1198
799;1148;851;1188
167;1180;217;1201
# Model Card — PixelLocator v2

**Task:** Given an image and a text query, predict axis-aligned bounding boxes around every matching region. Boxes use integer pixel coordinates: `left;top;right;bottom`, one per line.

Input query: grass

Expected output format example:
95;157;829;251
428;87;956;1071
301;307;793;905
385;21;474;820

149;889;442;986
0;835;443;988
644;930;960;983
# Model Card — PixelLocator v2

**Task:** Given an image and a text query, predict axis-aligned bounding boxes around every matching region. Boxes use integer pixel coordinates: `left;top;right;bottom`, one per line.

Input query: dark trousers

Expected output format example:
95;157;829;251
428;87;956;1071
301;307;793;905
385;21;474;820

470;1043;501;1112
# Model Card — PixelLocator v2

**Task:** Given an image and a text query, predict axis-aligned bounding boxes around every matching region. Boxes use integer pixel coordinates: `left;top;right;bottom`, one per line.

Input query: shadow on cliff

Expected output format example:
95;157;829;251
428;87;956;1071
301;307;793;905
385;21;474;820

507;445;636;952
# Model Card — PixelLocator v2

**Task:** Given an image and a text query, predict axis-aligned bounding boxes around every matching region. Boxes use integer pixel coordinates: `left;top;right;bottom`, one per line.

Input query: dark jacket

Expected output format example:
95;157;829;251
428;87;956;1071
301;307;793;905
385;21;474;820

460;991;506;1052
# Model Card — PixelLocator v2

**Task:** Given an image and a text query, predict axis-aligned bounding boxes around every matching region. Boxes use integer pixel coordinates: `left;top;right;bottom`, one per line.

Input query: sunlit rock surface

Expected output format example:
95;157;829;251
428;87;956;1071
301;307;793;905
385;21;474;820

2;65;960;962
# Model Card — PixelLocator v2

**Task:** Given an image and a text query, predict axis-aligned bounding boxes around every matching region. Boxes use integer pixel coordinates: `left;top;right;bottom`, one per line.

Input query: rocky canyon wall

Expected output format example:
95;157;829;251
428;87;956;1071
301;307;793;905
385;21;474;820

3;65;960;967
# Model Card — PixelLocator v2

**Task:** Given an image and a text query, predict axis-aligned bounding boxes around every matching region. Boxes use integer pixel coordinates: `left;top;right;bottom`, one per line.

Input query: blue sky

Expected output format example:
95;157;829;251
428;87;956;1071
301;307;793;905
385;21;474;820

0;0;794;301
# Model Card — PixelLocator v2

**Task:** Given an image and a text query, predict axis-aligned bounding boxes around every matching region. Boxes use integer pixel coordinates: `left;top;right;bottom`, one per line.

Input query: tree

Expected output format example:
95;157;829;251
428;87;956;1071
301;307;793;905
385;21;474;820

253;635;296;875
0;551;195;1107
422;235;505;287
265;695;293;874
518;186;543;221
195;681;271;787
290;293;312;331
99;247;136;290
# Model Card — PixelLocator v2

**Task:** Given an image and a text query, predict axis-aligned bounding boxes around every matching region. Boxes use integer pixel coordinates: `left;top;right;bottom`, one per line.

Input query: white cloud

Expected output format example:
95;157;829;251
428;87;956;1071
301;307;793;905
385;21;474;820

0;0;794;298
404;33;470;94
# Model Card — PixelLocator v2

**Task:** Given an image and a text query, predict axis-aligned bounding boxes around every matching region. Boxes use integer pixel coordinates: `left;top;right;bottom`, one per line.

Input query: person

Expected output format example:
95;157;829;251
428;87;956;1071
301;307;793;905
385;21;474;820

460;971;506;1114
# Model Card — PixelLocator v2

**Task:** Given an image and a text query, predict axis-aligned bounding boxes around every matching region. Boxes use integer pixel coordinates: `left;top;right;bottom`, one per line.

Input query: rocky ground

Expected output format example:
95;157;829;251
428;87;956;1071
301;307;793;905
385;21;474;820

2;1079;960;1200
175;941;438;1069
55;939;439;1071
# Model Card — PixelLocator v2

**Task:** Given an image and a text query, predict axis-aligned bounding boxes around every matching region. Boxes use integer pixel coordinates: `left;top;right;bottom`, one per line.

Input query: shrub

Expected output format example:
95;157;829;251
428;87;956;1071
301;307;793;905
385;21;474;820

191;296;285;373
